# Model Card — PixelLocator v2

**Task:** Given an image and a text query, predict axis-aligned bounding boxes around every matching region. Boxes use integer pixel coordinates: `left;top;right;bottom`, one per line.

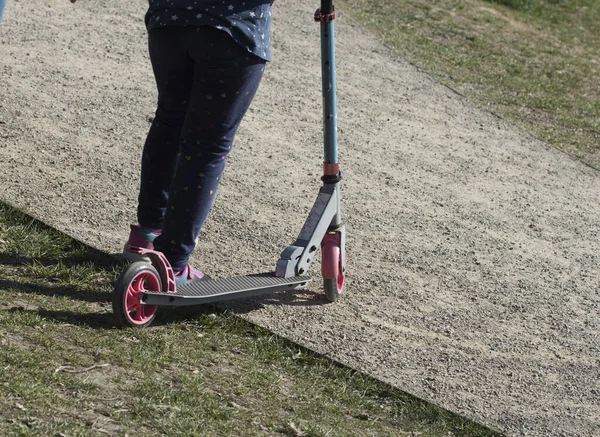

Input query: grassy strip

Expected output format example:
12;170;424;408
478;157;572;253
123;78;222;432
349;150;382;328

336;0;600;167
0;202;501;436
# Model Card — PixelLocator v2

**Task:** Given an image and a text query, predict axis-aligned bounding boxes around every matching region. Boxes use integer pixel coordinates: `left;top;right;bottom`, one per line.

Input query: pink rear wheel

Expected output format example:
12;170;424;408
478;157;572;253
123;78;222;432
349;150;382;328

321;233;345;302
112;262;161;328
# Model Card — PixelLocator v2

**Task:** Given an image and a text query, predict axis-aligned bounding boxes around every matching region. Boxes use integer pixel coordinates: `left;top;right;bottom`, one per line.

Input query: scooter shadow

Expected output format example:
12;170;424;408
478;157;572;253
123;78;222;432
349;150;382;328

0;273;330;329
153;288;329;325
215;286;331;315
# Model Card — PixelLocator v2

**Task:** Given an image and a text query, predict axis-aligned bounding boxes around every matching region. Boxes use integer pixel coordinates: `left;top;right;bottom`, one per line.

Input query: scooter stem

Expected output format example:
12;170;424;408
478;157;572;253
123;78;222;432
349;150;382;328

275;1;344;279
317;0;338;173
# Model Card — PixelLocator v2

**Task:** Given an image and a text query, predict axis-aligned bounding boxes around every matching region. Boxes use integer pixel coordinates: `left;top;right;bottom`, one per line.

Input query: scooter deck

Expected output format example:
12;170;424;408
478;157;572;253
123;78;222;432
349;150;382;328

141;273;311;306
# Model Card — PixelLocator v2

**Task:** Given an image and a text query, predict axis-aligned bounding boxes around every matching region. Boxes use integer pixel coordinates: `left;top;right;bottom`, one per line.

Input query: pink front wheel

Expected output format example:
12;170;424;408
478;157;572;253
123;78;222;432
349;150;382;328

321;233;345;302
112;262;161;328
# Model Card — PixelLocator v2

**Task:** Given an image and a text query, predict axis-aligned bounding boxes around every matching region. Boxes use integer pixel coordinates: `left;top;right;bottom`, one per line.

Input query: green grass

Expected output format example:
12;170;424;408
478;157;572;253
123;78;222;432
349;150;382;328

336;0;600;167
0;201;501;436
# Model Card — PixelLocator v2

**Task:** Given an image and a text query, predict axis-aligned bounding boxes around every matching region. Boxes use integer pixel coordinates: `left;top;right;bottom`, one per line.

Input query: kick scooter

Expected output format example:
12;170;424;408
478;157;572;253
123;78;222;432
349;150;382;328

112;0;346;328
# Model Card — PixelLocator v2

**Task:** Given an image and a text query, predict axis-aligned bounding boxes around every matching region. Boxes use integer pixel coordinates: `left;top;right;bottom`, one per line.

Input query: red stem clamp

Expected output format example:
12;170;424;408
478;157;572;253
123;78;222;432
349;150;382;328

314;6;336;22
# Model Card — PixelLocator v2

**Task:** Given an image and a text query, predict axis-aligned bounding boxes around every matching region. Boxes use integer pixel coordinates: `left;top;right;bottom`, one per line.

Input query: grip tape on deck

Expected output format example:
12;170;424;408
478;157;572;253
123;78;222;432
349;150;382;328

142;273;311;305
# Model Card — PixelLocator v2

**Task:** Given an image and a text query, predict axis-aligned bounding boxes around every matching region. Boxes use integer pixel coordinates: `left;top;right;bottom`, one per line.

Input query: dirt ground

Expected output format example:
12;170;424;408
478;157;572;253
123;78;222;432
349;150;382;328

1;1;599;435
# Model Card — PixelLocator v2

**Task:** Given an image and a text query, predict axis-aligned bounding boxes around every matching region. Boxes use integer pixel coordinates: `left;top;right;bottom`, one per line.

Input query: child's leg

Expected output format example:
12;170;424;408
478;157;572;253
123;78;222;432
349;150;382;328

152;27;266;272
136;27;194;230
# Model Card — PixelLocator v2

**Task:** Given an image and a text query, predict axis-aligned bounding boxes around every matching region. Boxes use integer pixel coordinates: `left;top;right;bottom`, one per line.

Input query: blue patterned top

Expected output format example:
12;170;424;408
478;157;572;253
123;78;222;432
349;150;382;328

146;1;274;61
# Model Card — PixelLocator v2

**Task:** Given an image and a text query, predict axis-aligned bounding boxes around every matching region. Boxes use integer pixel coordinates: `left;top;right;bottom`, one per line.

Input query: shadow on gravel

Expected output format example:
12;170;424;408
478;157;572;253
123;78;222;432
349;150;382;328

220;288;332;314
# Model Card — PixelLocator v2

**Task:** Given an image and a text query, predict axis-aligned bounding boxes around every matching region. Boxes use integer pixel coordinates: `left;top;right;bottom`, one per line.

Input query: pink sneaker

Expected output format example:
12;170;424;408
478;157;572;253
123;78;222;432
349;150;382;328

174;265;209;286
122;224;161;262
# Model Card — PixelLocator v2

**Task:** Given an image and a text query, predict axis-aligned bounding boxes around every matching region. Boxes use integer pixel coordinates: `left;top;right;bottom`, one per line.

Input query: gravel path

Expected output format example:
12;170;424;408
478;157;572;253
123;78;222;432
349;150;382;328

1;1;599;435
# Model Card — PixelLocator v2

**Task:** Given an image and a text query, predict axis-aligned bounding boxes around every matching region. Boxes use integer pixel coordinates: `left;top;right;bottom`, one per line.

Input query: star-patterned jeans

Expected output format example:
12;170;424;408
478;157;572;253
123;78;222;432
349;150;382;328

137;26;266;271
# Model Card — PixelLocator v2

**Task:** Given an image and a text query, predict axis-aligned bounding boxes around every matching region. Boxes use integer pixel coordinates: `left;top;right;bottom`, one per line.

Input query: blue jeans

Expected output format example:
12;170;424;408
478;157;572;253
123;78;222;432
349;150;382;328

137;26;266;271
0;0;6;23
